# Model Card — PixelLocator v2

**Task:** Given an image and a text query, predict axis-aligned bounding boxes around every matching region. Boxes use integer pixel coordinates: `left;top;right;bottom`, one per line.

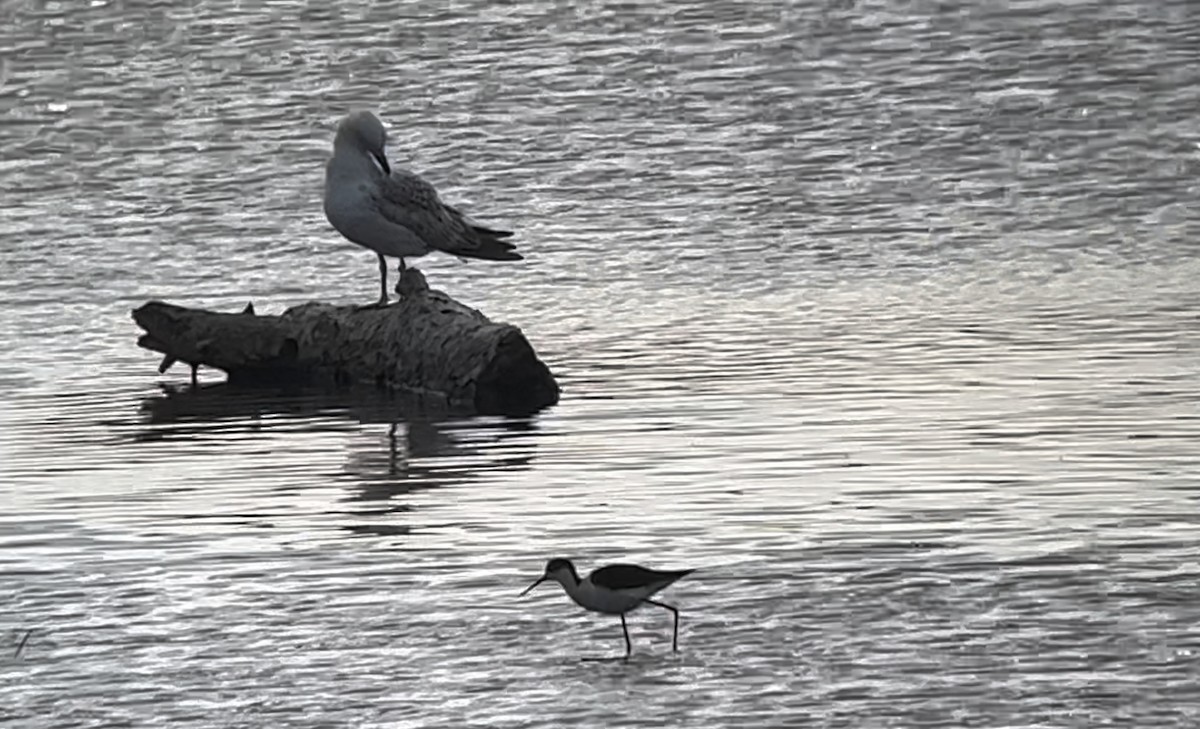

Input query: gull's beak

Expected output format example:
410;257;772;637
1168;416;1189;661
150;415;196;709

519;576;546;597
371;149;391;176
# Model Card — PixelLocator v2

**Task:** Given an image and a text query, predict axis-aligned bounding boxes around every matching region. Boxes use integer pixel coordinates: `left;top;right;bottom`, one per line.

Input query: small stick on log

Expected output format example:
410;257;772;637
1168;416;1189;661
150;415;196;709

132;270;559;415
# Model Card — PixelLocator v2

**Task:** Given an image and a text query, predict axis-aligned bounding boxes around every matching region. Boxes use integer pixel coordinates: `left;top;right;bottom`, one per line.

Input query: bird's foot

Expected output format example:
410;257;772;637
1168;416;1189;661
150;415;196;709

354;297;390;311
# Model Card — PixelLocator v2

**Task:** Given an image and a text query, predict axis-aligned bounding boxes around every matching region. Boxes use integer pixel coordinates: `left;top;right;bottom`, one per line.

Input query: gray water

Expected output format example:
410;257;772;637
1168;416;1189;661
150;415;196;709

2;0;1199;726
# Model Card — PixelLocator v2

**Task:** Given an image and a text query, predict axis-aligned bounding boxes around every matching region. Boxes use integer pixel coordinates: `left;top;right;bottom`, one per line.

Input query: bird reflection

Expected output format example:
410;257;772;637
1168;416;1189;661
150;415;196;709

343;417;537;497
133;383;542;537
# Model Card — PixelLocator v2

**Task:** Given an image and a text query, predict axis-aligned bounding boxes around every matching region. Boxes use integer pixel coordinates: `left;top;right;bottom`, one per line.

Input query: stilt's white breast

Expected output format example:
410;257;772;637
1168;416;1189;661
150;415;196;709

567;578;662;615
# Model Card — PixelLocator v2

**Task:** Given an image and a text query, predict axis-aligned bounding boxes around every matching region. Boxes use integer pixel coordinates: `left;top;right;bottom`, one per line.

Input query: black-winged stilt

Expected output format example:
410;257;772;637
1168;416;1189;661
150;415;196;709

520;558;694;657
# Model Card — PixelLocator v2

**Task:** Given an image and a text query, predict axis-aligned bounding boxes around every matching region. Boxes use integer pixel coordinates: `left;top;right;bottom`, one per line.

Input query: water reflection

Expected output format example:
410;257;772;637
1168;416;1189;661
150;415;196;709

136;382;471;431
134;383;542;535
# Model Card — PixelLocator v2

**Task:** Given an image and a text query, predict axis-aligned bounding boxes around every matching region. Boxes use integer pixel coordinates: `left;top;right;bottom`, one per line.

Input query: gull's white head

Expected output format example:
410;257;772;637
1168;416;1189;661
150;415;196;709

519;558;580;596
334;110;390;173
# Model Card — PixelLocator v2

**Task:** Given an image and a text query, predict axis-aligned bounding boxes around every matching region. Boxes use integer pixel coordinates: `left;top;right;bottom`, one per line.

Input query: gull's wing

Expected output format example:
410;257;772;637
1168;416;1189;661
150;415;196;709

374;169;521;261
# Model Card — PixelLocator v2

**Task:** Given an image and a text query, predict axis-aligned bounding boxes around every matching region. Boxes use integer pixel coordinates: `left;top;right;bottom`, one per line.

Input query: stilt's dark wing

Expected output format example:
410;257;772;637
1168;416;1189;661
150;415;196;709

590;564;694;590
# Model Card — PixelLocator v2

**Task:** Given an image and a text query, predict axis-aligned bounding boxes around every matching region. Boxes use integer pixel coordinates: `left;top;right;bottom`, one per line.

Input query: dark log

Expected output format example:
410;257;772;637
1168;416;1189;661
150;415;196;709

131;269;559;415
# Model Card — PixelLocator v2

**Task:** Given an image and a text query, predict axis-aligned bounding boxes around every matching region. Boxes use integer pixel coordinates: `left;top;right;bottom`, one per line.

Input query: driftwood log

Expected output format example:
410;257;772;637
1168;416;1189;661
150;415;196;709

131;269;559;415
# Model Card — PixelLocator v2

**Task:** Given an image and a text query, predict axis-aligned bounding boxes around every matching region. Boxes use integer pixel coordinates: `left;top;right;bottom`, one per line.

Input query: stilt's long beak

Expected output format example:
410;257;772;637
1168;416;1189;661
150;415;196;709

519;577;546;597
371;149;391;176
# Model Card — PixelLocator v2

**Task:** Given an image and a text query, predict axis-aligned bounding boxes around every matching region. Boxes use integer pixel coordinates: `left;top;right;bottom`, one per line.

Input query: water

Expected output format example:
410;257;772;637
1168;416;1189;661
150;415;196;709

2;0;1199;726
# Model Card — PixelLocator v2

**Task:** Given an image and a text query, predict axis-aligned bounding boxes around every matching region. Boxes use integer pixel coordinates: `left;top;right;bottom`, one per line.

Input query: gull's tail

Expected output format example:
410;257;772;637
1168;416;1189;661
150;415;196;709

473;224;514;240
459;225;523;261
442;204;523;261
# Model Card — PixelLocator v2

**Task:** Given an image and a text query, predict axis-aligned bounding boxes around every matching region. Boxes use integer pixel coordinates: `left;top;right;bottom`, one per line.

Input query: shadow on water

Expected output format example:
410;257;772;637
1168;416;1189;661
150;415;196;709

129;383;543;535
135;382;480;432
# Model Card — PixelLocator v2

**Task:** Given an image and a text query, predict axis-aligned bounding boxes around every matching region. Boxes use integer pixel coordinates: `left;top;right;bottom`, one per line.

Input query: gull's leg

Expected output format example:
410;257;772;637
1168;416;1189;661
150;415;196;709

376;253;389;306
621;613;632;658
393;257;408;299
644;599;681;651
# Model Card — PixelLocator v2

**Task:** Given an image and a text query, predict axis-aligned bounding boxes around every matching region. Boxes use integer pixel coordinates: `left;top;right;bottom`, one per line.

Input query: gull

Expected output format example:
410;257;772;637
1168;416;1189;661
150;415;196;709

519;558;694;658
323;110;522;306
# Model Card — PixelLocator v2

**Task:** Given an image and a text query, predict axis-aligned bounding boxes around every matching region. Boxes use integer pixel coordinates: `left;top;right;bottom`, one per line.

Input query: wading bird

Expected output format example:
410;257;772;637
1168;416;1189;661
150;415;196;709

520;557;694;658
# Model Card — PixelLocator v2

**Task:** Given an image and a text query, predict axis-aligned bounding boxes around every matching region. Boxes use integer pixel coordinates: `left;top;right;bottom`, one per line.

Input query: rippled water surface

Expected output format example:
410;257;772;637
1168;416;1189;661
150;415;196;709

3;0;1199;726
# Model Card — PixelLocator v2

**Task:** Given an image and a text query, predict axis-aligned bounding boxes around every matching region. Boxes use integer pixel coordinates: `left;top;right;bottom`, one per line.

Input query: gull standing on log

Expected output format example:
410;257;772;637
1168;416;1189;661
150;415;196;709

323;111;522;306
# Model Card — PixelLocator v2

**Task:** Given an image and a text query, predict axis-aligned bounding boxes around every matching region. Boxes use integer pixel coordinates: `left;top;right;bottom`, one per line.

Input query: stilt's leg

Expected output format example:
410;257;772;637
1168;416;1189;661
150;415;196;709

672;609;679;651
620;613;632;658
644;599;681;651
376;253;389;306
